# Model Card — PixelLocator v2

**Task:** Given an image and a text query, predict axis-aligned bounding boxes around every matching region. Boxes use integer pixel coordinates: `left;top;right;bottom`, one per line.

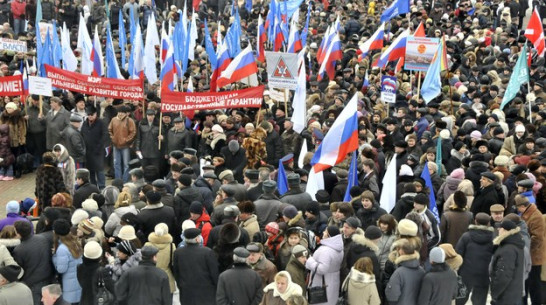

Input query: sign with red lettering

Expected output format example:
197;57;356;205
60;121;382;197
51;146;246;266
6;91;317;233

0;75;23;96
160;86;265;112
44;65;144;100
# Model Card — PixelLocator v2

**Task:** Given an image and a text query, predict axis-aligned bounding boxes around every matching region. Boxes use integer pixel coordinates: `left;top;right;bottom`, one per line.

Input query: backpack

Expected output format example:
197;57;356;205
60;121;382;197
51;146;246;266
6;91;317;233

96;268;115;305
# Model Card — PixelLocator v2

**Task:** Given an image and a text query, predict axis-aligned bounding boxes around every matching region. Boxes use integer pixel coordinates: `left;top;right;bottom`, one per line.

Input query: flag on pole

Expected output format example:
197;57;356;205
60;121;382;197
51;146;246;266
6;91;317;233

525;8;545;57
501;45;529;109
77;14;93;75
343;151;358;202
277;159;289;195
51;21;62;67
317;33;342;81
119;10;127;69
160;39;177;91
188;10;198;61
91;26;104;76
298;139;307;169
361;70;369;92
203;20;217;70
358;23;385;60
310;94;359;172
39;28;53;76
305;168;324;200
130;24;144;79
287;9;302;53
376;28;409;68
421;40;443;103
380;156;398;213
380;0;410;23
301;4;311;47
144;14;160;84
36;0;42;24
106;25;123;79
414;21;426;37
257;15;266;62
421;162;440;222
61;22;78;71
216;45;258;88
291;54;306;133
160;21;169;65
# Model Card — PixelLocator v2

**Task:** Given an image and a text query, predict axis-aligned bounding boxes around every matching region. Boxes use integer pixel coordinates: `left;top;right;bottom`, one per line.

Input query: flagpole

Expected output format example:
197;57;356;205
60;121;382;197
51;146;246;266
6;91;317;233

158;81;163;150
417;71;422;99
525;39;532;124
39;95;43;117
284;88;289;117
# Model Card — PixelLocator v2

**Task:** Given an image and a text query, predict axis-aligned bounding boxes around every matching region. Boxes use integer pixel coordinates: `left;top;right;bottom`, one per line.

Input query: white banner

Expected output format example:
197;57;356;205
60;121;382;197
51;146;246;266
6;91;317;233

0;38;27;53
29;76;53;97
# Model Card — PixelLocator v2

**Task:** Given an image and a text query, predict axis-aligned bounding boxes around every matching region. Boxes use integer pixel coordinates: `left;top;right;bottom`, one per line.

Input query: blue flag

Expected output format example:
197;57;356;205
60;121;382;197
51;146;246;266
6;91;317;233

380;0;410;23
203;19;217;70
39;28;53;76
344;151;359;202
36;0;42;24
106;25;122;79
226;9;242;58
435;138;443;177
420;162;440;222
245;0;252;12
301;4;311;47
266;0;276;43
128;7;137;74
277;160;289;196
51;21;62;67
501;45;529;109
421;42;443;103
35;22;42;73
119;10;127;70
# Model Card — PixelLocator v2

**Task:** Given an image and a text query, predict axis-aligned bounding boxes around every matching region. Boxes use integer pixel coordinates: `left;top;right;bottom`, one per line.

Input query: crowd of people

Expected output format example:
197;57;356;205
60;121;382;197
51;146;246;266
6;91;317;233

0;0;545;304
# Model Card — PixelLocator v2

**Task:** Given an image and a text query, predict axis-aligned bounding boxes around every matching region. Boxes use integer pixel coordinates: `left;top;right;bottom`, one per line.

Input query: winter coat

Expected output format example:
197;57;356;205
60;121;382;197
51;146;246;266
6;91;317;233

280;188;312;212
115;260;172;305
417;263;458;305
80;118;107;171
519;204;545;265
77;259;115;305
193;211;213;245
377;233;396;270
137;203;177;243
455;224;494;286
0;213;33;233
437;176;462;207
240;215;260;242
46;106;70;150
359;172;380;200
443;179;475;212
35;164;67;210
342;232;381;292
105;205;138;236
0;109;26;148
220;147;248;183
166;127;193;154
144;232;176;292
357;204;387;230
250;256;277;289
73;182;100;209
391;193;416;221
13;234;54;288
174;186;203;222
471;184;499;215
264;130;284;167
276;239;307;271
343;268;380;305
305;234;344;305
305;212;328;237
173;242;218;304
53;143;75;195
465;161;489;192
40;0;54;20
490;227;525;305
217;263;263;305
52;242;83;303
10;0;25;19
61;125;86;163
445;149;469;174
0;125;14;168
260;271;302;305
255;194;286;228
384;252;425;305
107;251;142;281
135;119;162;159
108;115;136;149
285;256;306;294
439;206;473;247
331;179;349;203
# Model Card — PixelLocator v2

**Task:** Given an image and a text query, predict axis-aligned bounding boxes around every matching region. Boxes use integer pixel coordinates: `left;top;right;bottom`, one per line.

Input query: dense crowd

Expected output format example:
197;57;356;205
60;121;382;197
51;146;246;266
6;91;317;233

0;0;545;304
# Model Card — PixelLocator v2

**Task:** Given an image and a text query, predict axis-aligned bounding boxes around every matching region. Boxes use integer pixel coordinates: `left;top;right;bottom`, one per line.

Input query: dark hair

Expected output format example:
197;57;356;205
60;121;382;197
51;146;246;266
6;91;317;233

237;200;255;214
354;257;374;275
377;214;398;235
14;221;32;240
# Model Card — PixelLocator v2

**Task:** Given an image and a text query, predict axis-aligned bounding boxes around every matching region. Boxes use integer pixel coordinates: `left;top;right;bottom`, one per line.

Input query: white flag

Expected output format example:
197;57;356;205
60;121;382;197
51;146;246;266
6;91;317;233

93;25;104;76
306;167;324;200
76;14;93;75
291;51;307;133
144;15;159;84
380;154;398;213
188;10;198;61
298;139;307;169
61;22;78;72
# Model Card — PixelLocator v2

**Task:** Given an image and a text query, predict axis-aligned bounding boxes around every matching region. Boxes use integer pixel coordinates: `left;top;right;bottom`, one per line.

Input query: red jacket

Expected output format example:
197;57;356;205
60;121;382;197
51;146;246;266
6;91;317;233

195;210;213;245
11;0;26;18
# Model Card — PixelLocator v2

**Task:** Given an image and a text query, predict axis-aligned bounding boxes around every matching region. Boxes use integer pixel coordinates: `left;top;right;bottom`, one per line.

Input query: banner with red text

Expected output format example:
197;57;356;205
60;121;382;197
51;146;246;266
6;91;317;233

0;75;23;96
160;86;265;112
44;65;144;100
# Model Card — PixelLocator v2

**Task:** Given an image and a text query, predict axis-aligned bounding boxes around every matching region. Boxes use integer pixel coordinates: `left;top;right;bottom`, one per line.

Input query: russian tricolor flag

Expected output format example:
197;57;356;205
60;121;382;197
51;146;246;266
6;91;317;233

376;28;410;69
160;22;169;65
216;45;258;88
211;40;232;91
359;23;385;61
257;14;266;62
311;93;359;172
273;13;285;51
317;33;342;81
160;40;176;91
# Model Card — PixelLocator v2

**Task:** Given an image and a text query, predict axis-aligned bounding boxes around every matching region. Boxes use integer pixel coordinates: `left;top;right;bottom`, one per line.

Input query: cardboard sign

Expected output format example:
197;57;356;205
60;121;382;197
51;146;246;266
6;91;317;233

29;76;53;97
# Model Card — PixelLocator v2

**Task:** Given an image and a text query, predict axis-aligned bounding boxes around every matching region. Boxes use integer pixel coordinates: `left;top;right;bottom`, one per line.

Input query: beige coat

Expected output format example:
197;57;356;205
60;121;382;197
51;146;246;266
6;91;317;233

343;267;381;305
144;233;176;292
240;214;260;241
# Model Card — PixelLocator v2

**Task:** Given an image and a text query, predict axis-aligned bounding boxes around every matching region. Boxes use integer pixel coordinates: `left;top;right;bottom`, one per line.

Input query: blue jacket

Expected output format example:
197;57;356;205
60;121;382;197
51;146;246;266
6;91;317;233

416;117;429;140
53;242;82;303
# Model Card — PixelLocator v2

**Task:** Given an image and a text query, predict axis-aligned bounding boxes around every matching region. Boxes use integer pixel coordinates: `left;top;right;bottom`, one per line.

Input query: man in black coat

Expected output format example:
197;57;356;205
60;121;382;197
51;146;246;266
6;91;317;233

417;247;458;305
135;109;163;170
220;140;248;183
173;228;219;305
137;191;177;243
471;172;500;216
173;174;203;223
216;247;263;305
115;246;172;305
73;169;100;209
61;115;86;168
13;221;54;305
490;220;525;305
80;106;107;190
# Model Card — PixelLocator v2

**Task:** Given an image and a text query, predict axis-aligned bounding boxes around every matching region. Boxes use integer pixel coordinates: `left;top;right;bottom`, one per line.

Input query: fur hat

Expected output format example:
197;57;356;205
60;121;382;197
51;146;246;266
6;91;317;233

398;219;418;236
494;155;510;167
220;222;241;244
364;225;382;240
84;241;103;259
414;193;429;206
450;168;465;179
78;219;95;235
181;220;196;231
90;216;104;230
154;223;169;236
71;209;89;226
53;219;72;236
82;199;98;212
283;206;298;219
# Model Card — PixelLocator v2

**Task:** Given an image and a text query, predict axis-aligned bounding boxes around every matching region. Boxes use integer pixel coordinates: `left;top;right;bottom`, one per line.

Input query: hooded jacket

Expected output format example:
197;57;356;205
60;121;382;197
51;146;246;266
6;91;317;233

490;227;525;305
385;251;425;305
144;232;176;292
53;143;76;195
342;231;381;293
455;224;494;286
417;263;458;305
343;267;380;305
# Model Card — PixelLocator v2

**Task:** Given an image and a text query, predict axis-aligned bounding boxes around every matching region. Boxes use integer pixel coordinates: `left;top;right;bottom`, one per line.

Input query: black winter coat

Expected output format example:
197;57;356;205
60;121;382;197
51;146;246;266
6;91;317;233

490;228;525;305
173;243;219;305
391;193;416;221
216;263;263;305
166;128;193;155
137;204;177;243
61;125;86;163
13;234;54;288
135;119;162;159
220;147;247;183
342;233;381;292
73;182;100;209
173;186;203;222
357;204;387;230
465;161;489;194
77;259;115;305
417;263;458;305
115;260;172;305
456;225;494;286
471;185;500;216
264;130;283;167
81;119;107;171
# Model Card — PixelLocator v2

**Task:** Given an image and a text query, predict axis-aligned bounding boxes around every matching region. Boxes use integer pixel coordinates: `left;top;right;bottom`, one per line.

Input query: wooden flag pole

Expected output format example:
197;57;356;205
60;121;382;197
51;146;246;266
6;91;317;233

39;95;43;117
158;81;162;150
417;71;422;99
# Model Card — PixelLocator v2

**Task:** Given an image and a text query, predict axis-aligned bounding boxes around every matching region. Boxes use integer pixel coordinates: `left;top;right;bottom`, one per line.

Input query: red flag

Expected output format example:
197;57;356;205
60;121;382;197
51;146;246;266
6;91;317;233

322;0;329;10
414;22;426;37
525;8;545;57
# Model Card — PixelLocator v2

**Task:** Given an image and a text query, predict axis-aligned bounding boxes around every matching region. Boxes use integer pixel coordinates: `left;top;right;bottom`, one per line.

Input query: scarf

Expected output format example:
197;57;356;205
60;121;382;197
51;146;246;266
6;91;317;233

263;271;303;301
